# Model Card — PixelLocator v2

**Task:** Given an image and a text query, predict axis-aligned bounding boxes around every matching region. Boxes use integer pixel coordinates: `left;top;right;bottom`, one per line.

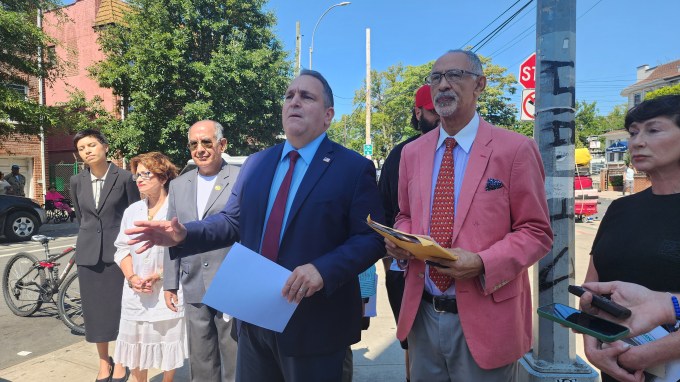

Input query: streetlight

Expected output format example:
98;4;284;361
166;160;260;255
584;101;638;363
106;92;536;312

309;2;350;69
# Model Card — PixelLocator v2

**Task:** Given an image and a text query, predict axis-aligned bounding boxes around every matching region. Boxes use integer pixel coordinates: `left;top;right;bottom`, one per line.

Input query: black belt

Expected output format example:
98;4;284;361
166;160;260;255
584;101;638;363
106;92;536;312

422;290;458;314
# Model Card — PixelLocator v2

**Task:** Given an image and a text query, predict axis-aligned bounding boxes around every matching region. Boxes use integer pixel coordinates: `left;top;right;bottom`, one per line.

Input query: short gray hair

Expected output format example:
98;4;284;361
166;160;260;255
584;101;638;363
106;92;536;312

187;120;224;141
446;49;483;76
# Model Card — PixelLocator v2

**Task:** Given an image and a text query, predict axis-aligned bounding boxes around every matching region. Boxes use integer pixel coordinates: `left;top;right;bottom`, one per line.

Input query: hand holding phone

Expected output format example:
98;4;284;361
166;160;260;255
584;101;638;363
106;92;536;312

425;260;450;269
537;303;630;343
569;285;632;319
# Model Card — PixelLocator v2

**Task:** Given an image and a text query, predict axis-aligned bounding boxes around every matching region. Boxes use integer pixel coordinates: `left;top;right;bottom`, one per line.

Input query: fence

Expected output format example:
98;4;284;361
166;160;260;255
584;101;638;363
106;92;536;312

49;162;81;198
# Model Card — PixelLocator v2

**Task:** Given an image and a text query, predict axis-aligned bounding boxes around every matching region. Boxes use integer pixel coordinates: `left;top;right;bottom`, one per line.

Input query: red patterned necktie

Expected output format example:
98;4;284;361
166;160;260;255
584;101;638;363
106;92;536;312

429;138;456;292
261;150;300;262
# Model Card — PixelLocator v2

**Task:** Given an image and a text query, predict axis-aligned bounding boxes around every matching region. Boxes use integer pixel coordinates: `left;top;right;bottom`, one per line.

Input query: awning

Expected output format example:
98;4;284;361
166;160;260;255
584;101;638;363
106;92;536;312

605;141;628;153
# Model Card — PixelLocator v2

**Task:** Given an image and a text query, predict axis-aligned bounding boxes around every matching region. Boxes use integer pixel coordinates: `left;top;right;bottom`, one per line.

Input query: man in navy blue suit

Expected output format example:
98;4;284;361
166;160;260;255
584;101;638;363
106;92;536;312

127;70;385;382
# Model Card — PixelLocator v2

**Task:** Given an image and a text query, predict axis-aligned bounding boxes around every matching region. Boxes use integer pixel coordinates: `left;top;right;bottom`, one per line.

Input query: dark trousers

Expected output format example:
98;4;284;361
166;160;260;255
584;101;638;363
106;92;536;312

236;322;345;382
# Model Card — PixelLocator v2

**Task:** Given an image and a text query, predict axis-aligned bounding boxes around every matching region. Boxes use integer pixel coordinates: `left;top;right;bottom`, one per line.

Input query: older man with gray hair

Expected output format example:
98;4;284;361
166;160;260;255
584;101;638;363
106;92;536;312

163;120;239;381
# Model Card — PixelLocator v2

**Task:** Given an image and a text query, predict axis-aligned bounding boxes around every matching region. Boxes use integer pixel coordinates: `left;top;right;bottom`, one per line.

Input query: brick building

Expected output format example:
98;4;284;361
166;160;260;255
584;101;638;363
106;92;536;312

0;77;47;201
42;0;129;197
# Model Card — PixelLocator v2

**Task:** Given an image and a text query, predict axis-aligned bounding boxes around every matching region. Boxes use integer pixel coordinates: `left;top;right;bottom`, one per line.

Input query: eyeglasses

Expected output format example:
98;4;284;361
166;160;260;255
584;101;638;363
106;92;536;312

425;69;481;86
132;171;154;181
188;138;215;151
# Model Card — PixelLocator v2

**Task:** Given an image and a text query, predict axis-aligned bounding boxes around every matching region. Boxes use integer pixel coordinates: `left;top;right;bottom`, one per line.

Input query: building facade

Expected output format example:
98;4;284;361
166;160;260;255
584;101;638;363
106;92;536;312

621;59;680;108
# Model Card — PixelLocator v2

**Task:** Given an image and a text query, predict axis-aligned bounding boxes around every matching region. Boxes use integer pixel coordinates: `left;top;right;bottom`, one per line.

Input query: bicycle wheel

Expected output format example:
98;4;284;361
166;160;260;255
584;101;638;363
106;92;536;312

57;272;85;335
2;253;45;316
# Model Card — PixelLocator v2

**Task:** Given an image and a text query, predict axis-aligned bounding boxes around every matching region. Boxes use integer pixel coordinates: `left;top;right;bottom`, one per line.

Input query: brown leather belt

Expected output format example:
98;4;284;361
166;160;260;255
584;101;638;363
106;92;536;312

422;290;458;314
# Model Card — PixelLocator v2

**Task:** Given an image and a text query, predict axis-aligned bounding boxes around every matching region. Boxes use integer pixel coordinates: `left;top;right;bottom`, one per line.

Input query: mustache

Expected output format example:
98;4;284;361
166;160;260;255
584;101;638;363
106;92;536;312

434;91;457;103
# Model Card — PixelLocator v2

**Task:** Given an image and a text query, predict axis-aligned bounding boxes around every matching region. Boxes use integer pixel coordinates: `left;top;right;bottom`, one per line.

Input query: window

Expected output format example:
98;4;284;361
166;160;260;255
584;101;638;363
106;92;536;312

609;153;615;162
634;93;641;105
6;84;28;100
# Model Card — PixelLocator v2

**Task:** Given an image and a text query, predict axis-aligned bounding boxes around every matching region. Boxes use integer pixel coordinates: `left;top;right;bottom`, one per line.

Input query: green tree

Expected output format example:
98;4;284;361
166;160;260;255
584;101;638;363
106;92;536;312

0;0;61;136
574;100;599;148
329;53;518;160
90;0;290;164
510;120;534;138
645;83;680;99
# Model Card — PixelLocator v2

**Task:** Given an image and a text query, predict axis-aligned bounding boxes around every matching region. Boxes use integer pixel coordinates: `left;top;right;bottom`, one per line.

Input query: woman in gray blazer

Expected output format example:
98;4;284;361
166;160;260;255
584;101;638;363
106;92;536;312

70;129;140;382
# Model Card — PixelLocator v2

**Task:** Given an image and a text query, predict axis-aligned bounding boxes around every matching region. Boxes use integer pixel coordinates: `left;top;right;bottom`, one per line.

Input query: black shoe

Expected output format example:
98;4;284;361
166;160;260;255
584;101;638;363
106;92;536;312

110;366;130;382
95;356;114;382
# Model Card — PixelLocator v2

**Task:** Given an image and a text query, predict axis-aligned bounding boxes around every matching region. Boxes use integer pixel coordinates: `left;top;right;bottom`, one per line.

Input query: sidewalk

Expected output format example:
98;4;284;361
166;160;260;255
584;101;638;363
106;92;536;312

0;191;623;381
0;266;406;382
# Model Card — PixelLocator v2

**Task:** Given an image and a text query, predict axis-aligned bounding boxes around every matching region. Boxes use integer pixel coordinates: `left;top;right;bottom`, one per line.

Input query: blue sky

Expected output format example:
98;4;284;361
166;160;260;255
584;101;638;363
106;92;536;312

265;0;680;119
61;0;680;120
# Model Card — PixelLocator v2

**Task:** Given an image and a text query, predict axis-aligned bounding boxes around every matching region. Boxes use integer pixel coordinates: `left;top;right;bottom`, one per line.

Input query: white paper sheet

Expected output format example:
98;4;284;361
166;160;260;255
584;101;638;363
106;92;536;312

202;243;298;333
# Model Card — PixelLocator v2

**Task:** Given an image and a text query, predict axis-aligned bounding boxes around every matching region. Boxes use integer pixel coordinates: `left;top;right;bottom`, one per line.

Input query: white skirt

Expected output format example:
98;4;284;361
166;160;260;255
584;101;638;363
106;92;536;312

114;318;188;371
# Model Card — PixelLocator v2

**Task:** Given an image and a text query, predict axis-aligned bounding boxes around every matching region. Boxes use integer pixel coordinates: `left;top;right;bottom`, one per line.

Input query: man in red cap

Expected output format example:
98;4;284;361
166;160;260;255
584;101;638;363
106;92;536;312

377;84;439;381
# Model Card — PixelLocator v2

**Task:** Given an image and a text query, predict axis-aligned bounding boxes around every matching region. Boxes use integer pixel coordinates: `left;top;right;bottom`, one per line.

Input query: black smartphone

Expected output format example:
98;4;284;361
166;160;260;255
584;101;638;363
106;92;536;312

425;260;450;269
568;285;632;319
537;303;630;343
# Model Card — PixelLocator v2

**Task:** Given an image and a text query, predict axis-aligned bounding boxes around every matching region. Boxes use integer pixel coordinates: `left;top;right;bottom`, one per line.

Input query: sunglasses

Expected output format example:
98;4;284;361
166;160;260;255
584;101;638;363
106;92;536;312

188;138;216;151
132;171;154;181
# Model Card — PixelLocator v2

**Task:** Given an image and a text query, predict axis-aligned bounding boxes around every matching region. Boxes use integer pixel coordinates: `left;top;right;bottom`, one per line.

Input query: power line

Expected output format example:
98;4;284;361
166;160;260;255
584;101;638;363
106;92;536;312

489;0;606;62
460;0;523;49
471;0;535;53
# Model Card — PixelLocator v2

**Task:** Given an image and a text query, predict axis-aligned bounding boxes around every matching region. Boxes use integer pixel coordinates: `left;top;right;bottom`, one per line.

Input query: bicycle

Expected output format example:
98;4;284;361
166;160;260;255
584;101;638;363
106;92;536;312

2;235;85;334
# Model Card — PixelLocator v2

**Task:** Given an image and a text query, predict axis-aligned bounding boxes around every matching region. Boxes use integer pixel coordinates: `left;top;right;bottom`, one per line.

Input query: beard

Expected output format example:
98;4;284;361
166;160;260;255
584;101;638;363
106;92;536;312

434;91;458;117
418;115;439;134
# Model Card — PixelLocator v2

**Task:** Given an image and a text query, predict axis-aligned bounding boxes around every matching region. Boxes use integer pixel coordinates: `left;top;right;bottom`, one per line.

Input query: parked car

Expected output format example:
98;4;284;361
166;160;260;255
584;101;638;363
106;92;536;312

0;195;47;241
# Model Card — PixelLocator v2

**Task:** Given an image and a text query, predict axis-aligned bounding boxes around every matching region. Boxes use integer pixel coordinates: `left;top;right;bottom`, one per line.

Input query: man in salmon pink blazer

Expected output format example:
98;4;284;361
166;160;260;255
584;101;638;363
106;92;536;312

385;50;553;381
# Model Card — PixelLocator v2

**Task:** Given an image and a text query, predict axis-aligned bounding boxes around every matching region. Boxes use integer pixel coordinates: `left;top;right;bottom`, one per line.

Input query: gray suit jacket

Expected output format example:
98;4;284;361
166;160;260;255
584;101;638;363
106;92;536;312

163;160;241;304
70;163;140;266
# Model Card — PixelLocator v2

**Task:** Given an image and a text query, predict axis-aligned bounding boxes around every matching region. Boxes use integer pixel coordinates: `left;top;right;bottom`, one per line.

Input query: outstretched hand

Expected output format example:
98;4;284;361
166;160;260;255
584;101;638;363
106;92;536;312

125;217;187;254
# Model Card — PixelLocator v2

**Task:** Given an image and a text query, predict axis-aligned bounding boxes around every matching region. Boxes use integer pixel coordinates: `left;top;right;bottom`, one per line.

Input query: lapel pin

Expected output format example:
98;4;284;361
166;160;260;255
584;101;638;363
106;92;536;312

215;185;222;191
323;157;331;163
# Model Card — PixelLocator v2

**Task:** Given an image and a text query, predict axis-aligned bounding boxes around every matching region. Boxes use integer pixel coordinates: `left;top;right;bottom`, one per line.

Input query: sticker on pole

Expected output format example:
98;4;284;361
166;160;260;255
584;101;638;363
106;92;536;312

521;89;535;121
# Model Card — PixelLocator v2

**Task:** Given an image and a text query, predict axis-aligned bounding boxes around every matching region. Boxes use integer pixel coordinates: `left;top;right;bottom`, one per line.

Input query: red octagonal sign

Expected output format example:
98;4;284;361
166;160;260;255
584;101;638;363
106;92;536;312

519;53;536;89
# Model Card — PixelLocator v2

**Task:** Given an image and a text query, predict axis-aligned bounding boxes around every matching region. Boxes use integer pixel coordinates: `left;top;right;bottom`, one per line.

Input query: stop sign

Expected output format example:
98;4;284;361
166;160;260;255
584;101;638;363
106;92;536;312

519;53;536;89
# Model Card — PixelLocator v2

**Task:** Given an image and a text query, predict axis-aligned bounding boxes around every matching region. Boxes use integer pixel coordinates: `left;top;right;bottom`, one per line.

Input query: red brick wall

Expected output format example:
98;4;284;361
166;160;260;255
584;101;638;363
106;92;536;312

42;0;117;112
0;134;47;203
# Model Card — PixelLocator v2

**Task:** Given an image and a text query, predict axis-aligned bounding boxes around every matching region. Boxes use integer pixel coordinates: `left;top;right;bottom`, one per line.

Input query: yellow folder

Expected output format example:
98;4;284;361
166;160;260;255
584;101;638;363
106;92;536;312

367;216;458;262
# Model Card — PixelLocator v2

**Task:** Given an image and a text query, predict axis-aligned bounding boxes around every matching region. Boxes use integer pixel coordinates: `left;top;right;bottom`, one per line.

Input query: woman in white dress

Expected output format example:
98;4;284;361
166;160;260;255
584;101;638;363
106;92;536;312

113;152;187;382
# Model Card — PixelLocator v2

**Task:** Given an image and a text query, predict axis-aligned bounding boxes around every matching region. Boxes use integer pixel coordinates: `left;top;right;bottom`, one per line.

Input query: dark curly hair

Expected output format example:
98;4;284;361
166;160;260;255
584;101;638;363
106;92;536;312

129;152;178;191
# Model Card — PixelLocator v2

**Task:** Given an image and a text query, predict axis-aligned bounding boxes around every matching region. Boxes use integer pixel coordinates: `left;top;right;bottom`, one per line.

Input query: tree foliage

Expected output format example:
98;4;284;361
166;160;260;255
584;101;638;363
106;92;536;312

0;0;62;135
645;83;680;99
328;53;518;160
90;0;291;164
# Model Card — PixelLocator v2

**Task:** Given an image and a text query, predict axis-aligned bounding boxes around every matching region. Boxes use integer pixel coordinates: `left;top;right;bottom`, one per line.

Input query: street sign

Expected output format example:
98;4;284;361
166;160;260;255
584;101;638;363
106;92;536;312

519;53;536;89
521;89;535;121
363;144;373;156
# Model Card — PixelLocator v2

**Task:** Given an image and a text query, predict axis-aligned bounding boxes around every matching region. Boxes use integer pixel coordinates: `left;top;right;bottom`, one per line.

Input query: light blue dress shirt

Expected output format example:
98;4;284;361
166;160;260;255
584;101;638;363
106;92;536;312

261;133;327;247
425;113;480;296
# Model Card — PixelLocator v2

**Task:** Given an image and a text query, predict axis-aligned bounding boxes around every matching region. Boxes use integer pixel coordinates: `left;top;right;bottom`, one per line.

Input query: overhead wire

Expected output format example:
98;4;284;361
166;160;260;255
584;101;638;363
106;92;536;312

459;0;523;49
471;0;535;53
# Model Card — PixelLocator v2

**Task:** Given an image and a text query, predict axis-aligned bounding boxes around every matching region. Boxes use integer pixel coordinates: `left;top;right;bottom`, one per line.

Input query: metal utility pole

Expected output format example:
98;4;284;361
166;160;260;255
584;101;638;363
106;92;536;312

295;21;301;75
365;28;371;160
518;1;597;380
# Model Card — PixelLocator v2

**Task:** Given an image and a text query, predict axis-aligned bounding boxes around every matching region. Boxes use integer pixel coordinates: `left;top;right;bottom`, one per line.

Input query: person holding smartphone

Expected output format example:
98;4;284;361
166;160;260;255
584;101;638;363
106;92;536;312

582;95;680;382
579;281;680;338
